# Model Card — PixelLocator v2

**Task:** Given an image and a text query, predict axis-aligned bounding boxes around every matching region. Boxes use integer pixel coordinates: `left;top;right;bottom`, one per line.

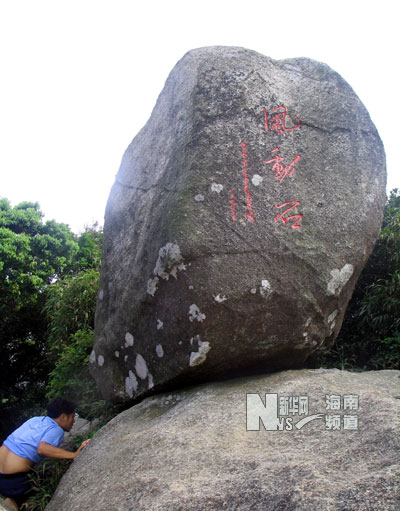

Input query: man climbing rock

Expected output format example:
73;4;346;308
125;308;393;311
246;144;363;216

0;397;90;510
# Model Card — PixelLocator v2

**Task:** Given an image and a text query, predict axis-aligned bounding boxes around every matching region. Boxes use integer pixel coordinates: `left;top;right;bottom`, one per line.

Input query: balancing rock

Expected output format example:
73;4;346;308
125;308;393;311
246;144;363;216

90;46;386;403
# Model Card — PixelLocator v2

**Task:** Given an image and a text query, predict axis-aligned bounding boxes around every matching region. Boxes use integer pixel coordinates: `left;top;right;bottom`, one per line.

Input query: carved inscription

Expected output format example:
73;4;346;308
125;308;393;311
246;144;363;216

241;141;256;223
264;105;301;134
229;189;238;222
265;147;301;184
274;201;302;229
226;104;303;229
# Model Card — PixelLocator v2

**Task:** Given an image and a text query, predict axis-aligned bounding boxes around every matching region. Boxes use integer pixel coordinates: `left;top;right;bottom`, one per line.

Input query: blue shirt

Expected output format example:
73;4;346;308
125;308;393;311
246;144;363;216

3;416;65;464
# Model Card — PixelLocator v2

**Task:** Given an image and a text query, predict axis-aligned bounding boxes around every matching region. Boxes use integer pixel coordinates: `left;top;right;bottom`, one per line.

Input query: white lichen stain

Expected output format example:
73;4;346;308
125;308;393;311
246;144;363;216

157;319;164;330
125;332;134;347
147;243;187;295
214;294;227;303
156;344;164;358
188;304;206;322
125;370;138;398
155;243;183;278
135;354;149;380
147;277;159;296
89;350;96;364
194;194;205;202
99;290;104;300
211;183;223;193
170;263;187;279
250;288;257;294
305;317;312;328
124;355;128;362
260;280;272;298
327;264;354;296
115;351;120;358
189;339;211;367
252;174;263;186
328;310;338;324
147;243;186;296
148;373;154;389
188;285;194;290
97;355;104;367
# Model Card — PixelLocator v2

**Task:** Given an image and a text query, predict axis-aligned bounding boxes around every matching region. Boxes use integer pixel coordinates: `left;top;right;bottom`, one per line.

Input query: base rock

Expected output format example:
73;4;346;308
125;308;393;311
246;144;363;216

47;369;399;511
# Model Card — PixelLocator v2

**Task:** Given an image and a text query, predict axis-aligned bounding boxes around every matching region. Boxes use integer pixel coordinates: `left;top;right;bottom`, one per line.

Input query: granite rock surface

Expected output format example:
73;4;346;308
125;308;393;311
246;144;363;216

0;497;15;511
90;46;386;403
47;369;400;511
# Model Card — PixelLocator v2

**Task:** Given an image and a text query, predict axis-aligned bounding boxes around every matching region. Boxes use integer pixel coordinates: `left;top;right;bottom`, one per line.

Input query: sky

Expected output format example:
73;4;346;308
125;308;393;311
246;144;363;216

0;0;398;234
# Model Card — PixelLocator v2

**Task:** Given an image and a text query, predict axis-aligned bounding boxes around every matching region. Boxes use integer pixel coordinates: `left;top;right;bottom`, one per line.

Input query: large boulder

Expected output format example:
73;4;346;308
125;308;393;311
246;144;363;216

47;369;400;511
91;46;386;403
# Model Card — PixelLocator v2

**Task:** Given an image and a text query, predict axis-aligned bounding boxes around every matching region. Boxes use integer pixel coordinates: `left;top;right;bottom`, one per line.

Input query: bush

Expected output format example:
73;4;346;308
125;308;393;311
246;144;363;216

44;269;100;360
45;329;105;419
24;459;71;511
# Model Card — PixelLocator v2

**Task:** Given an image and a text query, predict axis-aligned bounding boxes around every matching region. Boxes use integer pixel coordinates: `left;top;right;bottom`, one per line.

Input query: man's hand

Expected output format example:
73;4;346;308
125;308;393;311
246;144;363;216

74;439;91;457
37;439;91;461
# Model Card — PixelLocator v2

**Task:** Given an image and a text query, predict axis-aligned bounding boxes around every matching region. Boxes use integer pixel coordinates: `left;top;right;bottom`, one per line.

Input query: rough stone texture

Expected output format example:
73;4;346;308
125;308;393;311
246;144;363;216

62;417;100;450
47;369;400;511
91;46;386;403
0;497;15;511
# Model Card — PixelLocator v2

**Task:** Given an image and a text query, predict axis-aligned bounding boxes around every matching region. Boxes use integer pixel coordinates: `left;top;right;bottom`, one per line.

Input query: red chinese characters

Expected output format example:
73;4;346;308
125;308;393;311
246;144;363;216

227;104;304;229
227;142;255;223
229;189;238;222
263;104;303;229
263;105;301;134
241;141;255;223
274;201;302;229
265;147;301;184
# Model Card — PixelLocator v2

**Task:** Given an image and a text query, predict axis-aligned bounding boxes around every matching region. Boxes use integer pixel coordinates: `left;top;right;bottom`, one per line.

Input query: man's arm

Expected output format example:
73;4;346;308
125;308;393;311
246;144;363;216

37;439;90;460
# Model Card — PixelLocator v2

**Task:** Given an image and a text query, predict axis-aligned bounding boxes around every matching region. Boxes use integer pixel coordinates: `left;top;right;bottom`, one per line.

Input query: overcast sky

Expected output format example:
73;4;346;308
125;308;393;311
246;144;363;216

0;0;397;233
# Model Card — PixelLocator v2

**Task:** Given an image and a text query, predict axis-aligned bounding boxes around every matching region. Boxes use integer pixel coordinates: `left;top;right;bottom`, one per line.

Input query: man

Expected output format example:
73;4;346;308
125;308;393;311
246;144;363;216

0;397;90;510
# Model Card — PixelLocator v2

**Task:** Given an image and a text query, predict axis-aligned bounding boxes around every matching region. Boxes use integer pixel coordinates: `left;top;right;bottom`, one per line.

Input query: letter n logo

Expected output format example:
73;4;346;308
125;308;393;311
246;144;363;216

246;393;281;431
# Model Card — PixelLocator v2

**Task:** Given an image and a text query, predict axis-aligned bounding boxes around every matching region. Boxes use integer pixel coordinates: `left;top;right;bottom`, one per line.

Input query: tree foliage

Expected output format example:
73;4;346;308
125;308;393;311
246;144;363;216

44;268;100;359
0;200;81;438
44;268;108;419
0;198;103;439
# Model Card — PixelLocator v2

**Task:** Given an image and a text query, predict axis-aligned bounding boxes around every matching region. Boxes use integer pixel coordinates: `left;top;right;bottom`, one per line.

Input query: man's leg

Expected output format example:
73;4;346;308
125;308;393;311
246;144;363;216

0;472;31;510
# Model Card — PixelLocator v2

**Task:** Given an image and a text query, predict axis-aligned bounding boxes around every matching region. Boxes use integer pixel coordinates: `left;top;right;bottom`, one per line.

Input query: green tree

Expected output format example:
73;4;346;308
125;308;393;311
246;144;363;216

0;199;81;439
43;267;107;418
74;222;103;271
0;202;105;436
42;224;110;419
319;189;400;369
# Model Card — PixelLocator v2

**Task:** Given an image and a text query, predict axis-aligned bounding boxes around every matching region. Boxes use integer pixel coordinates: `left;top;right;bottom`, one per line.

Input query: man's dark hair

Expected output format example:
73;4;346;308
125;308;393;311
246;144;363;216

47;397;77;419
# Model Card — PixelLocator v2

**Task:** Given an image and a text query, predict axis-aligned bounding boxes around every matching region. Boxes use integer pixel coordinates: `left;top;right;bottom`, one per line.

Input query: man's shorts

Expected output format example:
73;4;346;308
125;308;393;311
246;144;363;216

0;471;32;508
